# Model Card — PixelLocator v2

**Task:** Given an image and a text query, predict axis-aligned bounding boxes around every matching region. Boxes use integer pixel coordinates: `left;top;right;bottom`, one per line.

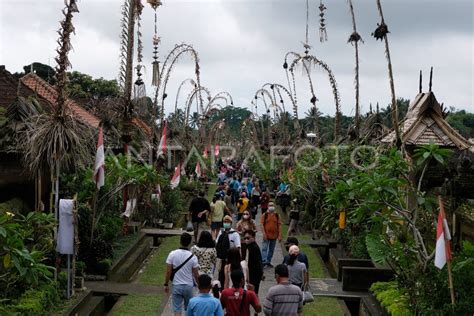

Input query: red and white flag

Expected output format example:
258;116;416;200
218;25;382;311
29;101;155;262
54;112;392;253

157;121;167;157
214;144;220;156
435;199;452;269
195;162;202;178
93;128;105;189
170;164;181;189
203;147;208;159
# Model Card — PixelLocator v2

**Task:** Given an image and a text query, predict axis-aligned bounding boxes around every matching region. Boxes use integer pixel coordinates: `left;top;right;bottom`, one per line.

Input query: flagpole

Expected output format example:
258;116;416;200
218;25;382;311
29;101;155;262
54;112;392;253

90;187;99;247
438;195;455;305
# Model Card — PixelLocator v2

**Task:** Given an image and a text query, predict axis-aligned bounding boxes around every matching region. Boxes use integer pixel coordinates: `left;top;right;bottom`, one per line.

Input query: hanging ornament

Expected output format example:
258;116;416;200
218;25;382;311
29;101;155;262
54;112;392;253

338;210;346;229
319;0;328;42
134;3;146;107
147;0;162;10
149;1;162;87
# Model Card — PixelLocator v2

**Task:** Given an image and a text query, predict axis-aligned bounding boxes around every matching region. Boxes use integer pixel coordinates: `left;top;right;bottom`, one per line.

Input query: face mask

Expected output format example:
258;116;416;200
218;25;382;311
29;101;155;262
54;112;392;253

243;215;250;219
269;207;275;213
223;223;231;229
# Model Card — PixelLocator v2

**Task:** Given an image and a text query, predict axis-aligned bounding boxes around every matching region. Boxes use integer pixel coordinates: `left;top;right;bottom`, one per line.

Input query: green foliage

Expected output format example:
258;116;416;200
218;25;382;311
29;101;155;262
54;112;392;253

1;282;60;316
365;234;391;264
371;281;411;316
446;108;474;138
0;198;28;215
208;106;252;139
22;62;56;84
66;71;120;99
413;143;452;167
0;212;55;297
157;188;185;223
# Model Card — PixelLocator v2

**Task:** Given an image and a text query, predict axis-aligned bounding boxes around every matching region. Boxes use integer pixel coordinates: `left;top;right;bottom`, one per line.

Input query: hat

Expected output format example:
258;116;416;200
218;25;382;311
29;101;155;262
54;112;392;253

289;245;300;256
223;215;233;223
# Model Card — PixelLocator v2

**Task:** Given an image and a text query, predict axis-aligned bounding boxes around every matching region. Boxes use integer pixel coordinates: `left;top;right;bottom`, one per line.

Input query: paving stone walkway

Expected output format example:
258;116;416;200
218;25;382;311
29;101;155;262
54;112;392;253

160;211;284;315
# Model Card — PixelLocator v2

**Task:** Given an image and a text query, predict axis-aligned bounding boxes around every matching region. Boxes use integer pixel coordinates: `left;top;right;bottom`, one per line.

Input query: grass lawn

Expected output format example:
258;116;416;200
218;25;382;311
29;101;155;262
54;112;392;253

109;294;162;316
138;235;181;285
277;208;345;316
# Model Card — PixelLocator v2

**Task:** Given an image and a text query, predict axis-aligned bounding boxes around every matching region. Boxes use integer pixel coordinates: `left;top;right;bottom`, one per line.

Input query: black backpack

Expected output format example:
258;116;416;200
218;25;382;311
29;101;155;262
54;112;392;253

216;230;235;259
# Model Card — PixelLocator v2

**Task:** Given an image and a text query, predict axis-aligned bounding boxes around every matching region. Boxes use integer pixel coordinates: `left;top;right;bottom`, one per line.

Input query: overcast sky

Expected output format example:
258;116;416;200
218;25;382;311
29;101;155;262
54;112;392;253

0;0;472;117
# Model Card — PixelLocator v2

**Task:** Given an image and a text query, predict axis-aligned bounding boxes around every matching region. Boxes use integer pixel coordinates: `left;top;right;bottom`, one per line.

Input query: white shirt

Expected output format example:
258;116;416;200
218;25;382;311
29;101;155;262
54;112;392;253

166;248;199;285
216;229;241;249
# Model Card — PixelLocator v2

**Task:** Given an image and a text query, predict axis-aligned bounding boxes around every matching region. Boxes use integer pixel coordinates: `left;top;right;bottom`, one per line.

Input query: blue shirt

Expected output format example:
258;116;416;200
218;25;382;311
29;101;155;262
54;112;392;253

187;293;224;316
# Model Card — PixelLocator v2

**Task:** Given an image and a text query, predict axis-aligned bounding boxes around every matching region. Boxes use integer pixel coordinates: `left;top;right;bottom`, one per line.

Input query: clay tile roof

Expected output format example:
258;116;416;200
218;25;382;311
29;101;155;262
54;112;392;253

20;73;100;128
382;92;474;153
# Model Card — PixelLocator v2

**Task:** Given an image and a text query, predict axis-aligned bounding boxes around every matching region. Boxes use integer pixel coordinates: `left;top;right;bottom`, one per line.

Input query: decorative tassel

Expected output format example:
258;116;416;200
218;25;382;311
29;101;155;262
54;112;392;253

338;210;346;229
152;60;160;87
319;0;328;42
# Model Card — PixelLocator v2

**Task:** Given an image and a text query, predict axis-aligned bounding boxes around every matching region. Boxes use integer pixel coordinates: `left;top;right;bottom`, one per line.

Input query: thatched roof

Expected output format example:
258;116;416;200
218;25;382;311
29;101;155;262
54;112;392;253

382;92;474;153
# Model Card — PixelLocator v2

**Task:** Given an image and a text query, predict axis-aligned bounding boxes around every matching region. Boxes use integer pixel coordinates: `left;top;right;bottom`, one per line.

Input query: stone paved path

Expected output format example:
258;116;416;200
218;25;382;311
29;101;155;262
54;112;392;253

160;211;284;315
253;211;284;314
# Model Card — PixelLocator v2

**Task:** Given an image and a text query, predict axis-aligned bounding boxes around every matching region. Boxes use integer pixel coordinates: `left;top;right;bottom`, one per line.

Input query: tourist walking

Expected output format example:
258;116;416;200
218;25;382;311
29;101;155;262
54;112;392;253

282;237;309;269
243;229;264;298
216;215;241;290
285;245;308;290
250;182;261;218
263;264;304;316
260;190;270;214
221;269;262;316
224;247;249;289
260;205;281;267
186;274;224;316
188;191;211;242
164;233;200;316
191;231;217;277
230;176;240;204
236;192;249;221
224;189;234;215
287;199;300;237
210;195;229;239
236;211;257;259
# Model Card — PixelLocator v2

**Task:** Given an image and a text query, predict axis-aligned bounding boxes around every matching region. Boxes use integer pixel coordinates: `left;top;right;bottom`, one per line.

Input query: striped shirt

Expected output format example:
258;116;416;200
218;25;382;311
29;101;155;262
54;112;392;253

263;281;303;316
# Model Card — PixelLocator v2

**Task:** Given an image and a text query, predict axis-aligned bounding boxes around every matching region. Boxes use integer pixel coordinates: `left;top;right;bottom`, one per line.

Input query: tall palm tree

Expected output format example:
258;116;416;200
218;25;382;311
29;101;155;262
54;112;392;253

373;0;401;147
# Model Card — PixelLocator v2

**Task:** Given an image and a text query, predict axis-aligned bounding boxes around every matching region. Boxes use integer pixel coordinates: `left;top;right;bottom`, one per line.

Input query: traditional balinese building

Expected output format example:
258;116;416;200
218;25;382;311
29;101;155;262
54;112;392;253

382;90;474;244
0;66;101;209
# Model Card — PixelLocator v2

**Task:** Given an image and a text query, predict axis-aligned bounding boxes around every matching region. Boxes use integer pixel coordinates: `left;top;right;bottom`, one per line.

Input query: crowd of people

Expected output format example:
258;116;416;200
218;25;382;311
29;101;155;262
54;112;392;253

164;163;310;316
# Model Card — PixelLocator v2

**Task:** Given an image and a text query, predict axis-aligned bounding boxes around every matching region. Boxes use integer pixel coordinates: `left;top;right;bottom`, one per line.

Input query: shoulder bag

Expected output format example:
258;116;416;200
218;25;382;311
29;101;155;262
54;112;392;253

170;253;194;281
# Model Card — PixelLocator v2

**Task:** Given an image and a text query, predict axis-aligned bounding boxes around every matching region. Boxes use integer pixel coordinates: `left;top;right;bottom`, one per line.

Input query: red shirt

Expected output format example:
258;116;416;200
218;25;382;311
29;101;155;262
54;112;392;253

220;288;259;316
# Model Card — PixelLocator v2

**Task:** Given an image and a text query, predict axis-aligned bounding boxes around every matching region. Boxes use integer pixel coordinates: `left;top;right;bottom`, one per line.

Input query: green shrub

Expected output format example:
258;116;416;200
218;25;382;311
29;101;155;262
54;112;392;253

158;189;185;223
95;258;113;275
7;282;59;315
0;198;27;215
371;281;411;316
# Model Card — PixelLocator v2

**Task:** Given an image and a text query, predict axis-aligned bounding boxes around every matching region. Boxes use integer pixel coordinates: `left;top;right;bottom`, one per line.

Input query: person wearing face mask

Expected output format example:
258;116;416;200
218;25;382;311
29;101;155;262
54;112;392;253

260;204;281;268
243;230;264;305
216;215;241;291
236;211;257;259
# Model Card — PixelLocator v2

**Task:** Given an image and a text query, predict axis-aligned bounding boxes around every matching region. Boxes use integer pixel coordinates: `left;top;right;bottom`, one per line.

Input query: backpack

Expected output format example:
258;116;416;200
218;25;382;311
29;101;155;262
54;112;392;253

263;212;279;226
216;230;236;259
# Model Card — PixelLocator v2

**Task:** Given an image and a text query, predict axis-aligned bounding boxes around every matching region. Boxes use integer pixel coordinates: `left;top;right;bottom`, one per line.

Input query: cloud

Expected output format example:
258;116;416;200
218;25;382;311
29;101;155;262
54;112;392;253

0;0;472;120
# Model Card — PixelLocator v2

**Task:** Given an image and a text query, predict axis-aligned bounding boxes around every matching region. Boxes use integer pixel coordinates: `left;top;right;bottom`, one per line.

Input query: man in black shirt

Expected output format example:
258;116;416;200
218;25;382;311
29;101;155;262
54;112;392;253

282;237;309;269
244;229;263;308
188;191;211;242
